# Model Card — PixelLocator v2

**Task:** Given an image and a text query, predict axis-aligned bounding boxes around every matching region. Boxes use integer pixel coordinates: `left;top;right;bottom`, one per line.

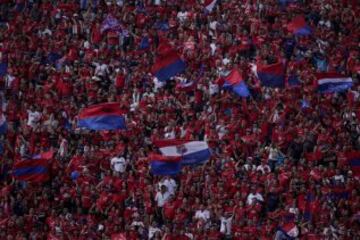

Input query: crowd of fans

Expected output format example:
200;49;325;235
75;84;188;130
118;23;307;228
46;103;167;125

0;0;359;239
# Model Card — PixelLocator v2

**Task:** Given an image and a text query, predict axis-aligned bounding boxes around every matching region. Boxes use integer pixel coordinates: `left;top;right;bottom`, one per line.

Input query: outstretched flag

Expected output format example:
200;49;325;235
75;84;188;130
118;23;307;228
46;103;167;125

316;72;352;93
78;103;126;130
152;42;186;81
254;62;286;88
154;140;211;166
13;151;54;182
148;153;182;176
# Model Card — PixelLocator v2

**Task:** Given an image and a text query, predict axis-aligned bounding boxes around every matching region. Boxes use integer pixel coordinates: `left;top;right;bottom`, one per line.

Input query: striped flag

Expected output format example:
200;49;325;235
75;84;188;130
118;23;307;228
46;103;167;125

316;72;352;93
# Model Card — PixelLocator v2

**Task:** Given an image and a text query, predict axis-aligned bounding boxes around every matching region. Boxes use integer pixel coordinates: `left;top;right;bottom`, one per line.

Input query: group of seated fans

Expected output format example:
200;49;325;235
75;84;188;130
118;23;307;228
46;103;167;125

0;0;359;239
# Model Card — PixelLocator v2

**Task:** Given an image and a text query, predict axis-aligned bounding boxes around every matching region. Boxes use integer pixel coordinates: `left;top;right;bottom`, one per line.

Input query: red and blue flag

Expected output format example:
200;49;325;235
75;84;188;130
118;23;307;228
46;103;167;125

151;43;186;82
277;222;299;239
77;103;126;131
0;113;7;135
222;69;250;97
316;72;353;93
154;140;211;166
204;0;218;12
100;15;122;34
254;62;286;88
0;62;7;77
12;151;54;183
346;151;360;177
287;16;312;36
148;153;182;176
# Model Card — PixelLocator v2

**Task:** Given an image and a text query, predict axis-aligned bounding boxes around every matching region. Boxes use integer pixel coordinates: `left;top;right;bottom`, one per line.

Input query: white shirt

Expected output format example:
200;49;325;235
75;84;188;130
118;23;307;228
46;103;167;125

195;209;210;222
210;43;217;56
268;147;279;161
148;226;161;239
209;83;219;95
110;157;126;173
27;110;41;127
153;77;165;91
209;21;218;31
93;62;109;77
220;216;233;235
155;191;171;207
246;192;264;205
177;11;188;23
159;178;177;195
333;174;344;183
5;74;15;89
222;57;230;65
256;164;271;174
131;220;144;227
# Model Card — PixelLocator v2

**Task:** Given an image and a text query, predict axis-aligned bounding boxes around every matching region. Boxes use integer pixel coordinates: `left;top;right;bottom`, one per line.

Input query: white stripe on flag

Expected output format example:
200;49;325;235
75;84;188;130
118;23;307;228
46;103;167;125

0;114;6;125
318;77;352;85
205;0;217;12
159;141;209;156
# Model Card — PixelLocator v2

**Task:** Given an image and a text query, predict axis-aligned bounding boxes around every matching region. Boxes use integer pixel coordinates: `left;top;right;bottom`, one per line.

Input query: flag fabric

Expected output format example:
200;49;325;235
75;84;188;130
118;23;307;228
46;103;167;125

176;81;196;92
111;233;127;240
204;0;217;12
154;140;211;166
148;153;182;176
255;62;285;88
155;21;170;32
100;15;122;34
287;75;301;86
13;158;50;182
316;72;353;93
301;193;317;221
139;36;150;49
0;113;7;135
313;55;328;72
287;16;312;36
77;103;126;131
151;43;186;82
32;151;54;160
300;99;310;109
305;150;323;162
277;222;299;239
0;62;7;77
279;0;297;5
223;69;250;97
346;151;360;177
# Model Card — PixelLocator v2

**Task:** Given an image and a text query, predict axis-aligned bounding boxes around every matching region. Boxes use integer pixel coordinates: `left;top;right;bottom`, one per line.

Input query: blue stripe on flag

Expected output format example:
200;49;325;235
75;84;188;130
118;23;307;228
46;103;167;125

0;122;7;135
349;159;360;167
294;26;312;36
0;63;7;77
318;82;352;93
232;82;250;97
78;115;126;130
13;166;47;176
155;60;186;81
288;75;301;86
150;161;181;176
181;149;211;166
258;73;285;88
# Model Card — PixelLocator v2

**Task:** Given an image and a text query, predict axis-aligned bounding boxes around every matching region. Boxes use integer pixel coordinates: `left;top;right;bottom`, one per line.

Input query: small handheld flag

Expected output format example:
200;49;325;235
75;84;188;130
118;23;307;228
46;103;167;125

287;16;312;36
222;69;250;97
